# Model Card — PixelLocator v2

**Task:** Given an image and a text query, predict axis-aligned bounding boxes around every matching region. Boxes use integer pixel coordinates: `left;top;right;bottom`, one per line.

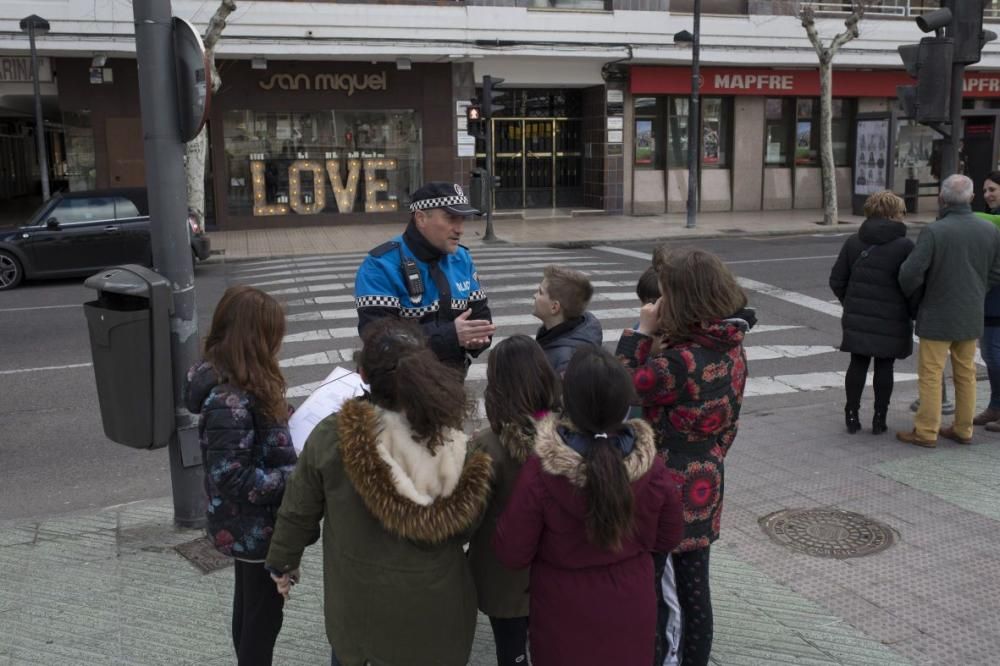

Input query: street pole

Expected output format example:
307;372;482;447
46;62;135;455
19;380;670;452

132;0;205;528
685;0;701;229
21;16;50;202
484;119;497;241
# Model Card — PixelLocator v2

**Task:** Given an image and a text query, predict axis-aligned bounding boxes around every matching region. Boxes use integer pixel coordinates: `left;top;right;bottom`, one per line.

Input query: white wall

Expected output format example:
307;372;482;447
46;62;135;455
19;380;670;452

2;1;999;69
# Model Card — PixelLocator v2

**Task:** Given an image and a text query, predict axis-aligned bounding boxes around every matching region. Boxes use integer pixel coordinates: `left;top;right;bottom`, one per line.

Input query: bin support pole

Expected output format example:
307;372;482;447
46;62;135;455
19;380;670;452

133;0;205;528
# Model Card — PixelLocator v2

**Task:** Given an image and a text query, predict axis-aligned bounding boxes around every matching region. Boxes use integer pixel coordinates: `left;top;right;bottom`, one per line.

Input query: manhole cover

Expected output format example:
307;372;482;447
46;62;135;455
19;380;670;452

175;537;233;573
759;509;896;559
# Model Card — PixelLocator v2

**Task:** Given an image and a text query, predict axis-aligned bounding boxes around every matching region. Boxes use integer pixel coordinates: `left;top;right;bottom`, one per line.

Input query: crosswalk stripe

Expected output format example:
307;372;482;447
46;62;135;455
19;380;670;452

239;254;594;281
745;345;836;361
267;269;638;296
746;371;919;397
247;261;620;288
279;325;809;372
736;277;843;318
284;282;643;306
234;246;568;271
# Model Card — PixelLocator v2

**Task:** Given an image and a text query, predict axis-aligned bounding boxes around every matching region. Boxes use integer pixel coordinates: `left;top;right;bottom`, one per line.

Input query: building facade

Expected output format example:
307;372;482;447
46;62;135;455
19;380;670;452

1;0;999;228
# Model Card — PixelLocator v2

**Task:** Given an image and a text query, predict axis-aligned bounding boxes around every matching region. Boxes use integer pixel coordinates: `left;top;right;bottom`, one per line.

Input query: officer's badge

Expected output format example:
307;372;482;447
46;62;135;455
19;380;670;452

454;184;464;197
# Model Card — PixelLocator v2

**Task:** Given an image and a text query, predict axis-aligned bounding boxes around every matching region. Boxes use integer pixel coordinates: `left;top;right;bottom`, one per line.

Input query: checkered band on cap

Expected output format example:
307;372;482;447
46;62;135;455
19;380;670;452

408;193;470;213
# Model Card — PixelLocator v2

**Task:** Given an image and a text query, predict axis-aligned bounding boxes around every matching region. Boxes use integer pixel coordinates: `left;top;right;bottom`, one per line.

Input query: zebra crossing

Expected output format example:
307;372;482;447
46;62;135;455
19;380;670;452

227;244;918;407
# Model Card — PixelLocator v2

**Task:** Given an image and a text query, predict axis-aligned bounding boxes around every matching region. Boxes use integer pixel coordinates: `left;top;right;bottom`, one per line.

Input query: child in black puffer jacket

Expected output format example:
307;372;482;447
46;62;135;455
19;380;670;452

184;285;297;666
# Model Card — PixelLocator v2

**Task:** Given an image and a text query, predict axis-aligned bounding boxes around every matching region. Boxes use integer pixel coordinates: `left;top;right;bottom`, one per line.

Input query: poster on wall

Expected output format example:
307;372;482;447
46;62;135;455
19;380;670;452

854;118;890;196
635;119;654;165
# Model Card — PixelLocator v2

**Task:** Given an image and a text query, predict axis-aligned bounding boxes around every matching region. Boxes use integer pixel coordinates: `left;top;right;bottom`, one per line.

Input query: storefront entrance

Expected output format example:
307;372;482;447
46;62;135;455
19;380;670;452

490;117;584;209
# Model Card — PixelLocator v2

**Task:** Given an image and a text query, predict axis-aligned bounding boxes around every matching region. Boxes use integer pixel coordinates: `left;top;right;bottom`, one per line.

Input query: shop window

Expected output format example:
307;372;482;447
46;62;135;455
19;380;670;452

765;98;794;167
523;0;612;9
634;97;660;170
61;110;96;192
701;98;731;167
776;97;856;168
223;110;422;217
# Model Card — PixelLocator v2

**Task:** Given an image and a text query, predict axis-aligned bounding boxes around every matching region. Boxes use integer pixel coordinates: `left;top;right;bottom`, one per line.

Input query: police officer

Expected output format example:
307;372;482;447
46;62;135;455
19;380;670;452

354;182;495;371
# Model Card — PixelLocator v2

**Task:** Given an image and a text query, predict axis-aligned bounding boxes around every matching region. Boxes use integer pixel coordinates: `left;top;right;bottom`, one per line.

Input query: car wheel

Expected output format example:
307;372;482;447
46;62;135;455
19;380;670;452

0;251;23;290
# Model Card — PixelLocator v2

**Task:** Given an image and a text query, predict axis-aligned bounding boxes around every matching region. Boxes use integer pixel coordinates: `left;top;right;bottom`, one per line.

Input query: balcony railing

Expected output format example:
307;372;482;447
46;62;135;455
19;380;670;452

746;1;1000;18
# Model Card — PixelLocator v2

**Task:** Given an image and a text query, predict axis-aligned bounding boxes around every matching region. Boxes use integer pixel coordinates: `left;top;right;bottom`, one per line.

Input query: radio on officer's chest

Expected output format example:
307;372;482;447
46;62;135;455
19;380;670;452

401;257;424;301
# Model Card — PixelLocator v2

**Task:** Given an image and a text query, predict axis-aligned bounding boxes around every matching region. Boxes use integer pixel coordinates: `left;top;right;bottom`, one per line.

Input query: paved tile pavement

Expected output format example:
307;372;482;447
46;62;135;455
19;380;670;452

6;379;1000;664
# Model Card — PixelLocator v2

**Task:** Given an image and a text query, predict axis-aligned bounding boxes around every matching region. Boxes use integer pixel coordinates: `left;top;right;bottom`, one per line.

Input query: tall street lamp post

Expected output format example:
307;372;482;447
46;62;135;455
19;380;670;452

674;0;701;229
20;15;51;202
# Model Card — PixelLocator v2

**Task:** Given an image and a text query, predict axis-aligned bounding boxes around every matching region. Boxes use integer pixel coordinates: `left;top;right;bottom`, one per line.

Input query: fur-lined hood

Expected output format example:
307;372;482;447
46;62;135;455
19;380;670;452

534;415;657;488
337;399;492;543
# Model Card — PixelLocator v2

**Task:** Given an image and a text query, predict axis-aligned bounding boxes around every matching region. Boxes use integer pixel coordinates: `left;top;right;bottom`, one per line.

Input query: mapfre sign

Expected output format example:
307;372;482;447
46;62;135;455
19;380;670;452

631;66;1000;98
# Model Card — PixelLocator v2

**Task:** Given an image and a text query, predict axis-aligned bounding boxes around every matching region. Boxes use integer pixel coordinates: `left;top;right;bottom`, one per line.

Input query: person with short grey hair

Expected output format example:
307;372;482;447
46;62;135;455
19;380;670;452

897;174;1000;448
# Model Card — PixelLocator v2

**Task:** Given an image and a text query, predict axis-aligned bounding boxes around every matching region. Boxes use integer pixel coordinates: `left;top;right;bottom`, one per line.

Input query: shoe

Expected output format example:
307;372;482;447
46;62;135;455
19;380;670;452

973;407;1000;426
986;421;1000;432
872;409;888;435
896;430;937;448
845;408;861;434
939;426;972;445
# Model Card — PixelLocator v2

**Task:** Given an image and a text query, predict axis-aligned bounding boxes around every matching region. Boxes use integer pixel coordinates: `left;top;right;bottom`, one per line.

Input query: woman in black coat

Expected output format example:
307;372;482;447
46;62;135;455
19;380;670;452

829;191;916;435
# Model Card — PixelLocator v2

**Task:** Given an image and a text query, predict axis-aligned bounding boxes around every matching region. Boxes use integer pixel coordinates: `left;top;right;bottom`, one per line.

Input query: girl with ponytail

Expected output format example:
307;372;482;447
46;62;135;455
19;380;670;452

469;335;560;666
265;318;493;666
493;346;683;666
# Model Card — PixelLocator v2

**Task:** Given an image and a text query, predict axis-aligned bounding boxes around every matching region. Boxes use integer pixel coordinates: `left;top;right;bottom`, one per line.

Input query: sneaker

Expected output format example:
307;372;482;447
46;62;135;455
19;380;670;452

896;430;937;448
973;408;1000;426
939;426;972;445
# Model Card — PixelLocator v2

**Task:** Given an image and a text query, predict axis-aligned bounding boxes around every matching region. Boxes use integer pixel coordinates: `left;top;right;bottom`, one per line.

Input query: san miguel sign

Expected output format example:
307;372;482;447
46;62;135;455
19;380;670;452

632;66;1000;98
258;71;387;95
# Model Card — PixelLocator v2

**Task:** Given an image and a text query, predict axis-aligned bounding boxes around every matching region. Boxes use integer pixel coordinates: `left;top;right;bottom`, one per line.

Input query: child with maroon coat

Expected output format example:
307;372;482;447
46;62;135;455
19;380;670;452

493;346;683;666
617;246;751;666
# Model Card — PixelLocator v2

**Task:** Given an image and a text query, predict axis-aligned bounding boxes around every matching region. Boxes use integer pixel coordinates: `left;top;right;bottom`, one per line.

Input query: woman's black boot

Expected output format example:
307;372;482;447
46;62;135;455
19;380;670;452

845;408;861;434
872;408;888;435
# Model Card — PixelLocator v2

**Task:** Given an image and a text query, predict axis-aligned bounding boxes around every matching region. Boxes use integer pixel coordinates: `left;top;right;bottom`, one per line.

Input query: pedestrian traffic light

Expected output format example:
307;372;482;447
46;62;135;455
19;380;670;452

482;75;505;120
942;0;997;64
466;100;485;140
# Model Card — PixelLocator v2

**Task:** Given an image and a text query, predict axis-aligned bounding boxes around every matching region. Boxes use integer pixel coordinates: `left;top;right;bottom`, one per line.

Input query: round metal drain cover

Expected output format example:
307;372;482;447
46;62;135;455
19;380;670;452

759;509;896;559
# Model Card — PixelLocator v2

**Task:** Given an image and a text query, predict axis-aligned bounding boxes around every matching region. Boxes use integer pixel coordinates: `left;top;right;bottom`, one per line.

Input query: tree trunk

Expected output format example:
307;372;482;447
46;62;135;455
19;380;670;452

185;128;208;225
818;59;838;226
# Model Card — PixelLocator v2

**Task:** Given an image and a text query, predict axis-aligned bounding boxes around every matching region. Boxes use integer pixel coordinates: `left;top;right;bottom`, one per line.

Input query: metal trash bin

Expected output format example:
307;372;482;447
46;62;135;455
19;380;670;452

469;168;489;213
84;264;174;449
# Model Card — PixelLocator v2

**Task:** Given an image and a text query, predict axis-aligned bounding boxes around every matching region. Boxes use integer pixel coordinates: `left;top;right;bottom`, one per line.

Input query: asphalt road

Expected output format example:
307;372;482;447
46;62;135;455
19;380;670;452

0;230;915;520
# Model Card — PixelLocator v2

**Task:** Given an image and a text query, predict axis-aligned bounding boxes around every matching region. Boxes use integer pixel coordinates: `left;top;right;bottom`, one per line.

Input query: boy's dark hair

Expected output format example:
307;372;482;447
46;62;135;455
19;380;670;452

544;265;593;320
355;318;469;451
562;346;638;551
636;266;660;305
485;335;561;435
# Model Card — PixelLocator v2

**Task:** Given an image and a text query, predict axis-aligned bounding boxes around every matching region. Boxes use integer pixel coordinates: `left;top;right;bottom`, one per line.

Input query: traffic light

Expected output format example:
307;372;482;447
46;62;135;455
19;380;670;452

943;0;998;64
897;37;954;122
897;6;954;123
466;100;485;139
482;75;505;120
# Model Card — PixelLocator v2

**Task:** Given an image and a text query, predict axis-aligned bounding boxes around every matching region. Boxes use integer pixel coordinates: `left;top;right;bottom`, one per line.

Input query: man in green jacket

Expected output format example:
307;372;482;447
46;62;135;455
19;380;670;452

897;174;1000;448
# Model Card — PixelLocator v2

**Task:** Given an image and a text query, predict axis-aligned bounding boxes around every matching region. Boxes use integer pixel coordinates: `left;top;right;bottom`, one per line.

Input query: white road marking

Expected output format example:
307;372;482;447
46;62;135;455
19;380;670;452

727;255;837;265
267;269;636;296
0;304;82;313
0;362;93;375
745;345;836;361
233;246;564;272
746;371;919;397
248;261;620;288
736;277;843;318
593;246;651;260
240;254;593;280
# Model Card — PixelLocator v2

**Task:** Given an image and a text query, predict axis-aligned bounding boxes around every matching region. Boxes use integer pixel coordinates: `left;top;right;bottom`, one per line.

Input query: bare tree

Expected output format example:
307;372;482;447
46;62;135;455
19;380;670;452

186;0;237;229
800;1;867;225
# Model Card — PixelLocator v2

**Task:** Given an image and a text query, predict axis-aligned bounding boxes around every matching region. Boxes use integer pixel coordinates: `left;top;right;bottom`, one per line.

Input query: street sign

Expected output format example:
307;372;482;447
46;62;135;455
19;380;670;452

172;17;211;142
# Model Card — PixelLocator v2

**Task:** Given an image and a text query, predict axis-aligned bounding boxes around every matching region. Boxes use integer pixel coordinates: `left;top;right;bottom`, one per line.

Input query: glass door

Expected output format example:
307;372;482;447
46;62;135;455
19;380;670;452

484;118;583;209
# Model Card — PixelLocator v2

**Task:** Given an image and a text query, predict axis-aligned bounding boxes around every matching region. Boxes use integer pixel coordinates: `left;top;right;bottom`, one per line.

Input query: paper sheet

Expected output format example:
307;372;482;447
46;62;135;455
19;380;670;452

288;366;367;453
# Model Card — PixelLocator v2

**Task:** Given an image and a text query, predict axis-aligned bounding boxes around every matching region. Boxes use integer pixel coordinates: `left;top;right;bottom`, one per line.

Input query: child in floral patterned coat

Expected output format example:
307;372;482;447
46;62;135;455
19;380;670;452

184;286;297;666
617;247;753;666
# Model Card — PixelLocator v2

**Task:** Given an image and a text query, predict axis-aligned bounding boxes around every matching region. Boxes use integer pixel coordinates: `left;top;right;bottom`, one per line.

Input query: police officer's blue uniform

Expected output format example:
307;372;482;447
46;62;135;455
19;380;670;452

354;183;492;369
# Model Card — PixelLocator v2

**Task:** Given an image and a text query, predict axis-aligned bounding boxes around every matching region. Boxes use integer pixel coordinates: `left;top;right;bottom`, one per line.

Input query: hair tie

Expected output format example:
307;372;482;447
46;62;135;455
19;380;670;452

594;432;608;439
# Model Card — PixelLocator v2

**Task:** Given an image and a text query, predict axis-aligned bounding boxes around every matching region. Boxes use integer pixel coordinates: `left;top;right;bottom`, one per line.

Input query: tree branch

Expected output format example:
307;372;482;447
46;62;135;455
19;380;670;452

203;0;237;52
799;5;827;59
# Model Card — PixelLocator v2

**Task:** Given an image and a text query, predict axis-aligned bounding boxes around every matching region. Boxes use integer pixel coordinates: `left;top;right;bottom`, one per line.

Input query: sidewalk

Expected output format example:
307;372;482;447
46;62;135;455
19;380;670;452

3;380;998;665
206;209;926;261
